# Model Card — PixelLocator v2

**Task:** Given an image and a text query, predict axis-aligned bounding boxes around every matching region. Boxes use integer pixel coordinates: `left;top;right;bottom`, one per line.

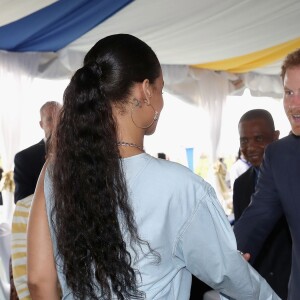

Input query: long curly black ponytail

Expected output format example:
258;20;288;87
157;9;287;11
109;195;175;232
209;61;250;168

51;34;161;299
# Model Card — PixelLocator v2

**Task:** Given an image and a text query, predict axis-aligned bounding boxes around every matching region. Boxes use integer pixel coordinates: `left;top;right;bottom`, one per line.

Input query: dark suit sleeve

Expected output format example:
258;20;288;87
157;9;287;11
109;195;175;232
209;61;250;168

233;180;244;221
233;169;255;222
234;146;283;263
13;141;46;203
14;152;34;203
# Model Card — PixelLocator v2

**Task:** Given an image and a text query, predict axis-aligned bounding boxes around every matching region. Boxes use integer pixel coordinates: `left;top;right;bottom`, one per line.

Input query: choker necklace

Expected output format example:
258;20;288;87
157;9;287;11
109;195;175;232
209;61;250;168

117;141;144;152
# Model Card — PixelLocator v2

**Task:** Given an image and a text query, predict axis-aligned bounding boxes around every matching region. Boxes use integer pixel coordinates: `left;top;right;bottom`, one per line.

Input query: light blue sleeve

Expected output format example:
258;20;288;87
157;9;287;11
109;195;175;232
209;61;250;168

173;183;281;300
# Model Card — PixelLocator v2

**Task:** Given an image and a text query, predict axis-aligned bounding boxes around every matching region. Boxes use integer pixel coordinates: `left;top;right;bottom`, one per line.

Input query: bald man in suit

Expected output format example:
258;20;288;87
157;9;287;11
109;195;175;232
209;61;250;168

14;101;61;202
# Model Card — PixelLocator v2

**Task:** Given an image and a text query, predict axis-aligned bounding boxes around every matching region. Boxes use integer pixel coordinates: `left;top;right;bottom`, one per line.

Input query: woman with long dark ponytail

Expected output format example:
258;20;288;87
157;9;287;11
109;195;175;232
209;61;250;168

28;34;280;300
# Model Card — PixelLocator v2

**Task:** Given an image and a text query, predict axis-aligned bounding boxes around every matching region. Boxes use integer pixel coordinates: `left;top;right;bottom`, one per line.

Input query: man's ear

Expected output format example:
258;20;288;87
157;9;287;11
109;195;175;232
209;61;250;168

39;120;43;129
142;79;151;105
274;130;280;141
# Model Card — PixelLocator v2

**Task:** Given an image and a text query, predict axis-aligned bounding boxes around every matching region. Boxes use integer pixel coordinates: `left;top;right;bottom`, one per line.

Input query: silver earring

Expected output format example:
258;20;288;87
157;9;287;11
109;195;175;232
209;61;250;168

131;103;158;129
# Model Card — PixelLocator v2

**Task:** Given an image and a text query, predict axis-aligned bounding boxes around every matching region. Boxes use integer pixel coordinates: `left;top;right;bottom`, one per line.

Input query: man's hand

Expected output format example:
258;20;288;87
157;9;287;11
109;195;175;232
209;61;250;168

238;250;251;261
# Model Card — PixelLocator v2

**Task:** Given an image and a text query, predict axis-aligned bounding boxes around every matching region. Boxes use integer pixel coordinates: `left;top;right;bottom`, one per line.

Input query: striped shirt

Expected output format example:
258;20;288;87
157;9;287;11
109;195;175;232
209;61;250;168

11;194;33;300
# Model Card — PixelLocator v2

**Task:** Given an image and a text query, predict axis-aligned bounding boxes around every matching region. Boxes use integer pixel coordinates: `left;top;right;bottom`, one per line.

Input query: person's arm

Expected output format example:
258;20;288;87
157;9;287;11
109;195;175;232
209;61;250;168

174;183;280;300
234;146;283;263
27;163;60;300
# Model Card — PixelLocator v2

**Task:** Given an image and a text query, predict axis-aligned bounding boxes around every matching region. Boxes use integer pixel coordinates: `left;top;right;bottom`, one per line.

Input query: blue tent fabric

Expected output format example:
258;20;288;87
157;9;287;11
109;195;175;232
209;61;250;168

185;148;194;172
0;0;133;52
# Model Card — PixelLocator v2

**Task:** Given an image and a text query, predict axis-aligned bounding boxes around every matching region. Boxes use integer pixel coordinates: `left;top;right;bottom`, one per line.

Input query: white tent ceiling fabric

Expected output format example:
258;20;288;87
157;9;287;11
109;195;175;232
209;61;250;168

65;0;300;66
0;0;56;26
2;0;300;63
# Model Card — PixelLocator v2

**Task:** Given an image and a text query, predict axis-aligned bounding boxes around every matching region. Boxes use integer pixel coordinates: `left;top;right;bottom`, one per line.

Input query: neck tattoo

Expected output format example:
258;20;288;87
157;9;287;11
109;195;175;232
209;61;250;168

117;141;144;152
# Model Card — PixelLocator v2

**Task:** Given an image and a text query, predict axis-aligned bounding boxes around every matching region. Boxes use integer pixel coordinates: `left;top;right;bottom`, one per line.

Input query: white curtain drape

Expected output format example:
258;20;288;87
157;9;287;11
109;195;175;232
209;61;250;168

162;65;233;207
0;51;40;225
189;69;230;161
243;72;283;98
162;65;231;160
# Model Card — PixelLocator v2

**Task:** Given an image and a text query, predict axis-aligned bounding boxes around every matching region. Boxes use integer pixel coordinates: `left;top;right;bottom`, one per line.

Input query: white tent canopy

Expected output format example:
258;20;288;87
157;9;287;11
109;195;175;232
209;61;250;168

1;0;299;74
